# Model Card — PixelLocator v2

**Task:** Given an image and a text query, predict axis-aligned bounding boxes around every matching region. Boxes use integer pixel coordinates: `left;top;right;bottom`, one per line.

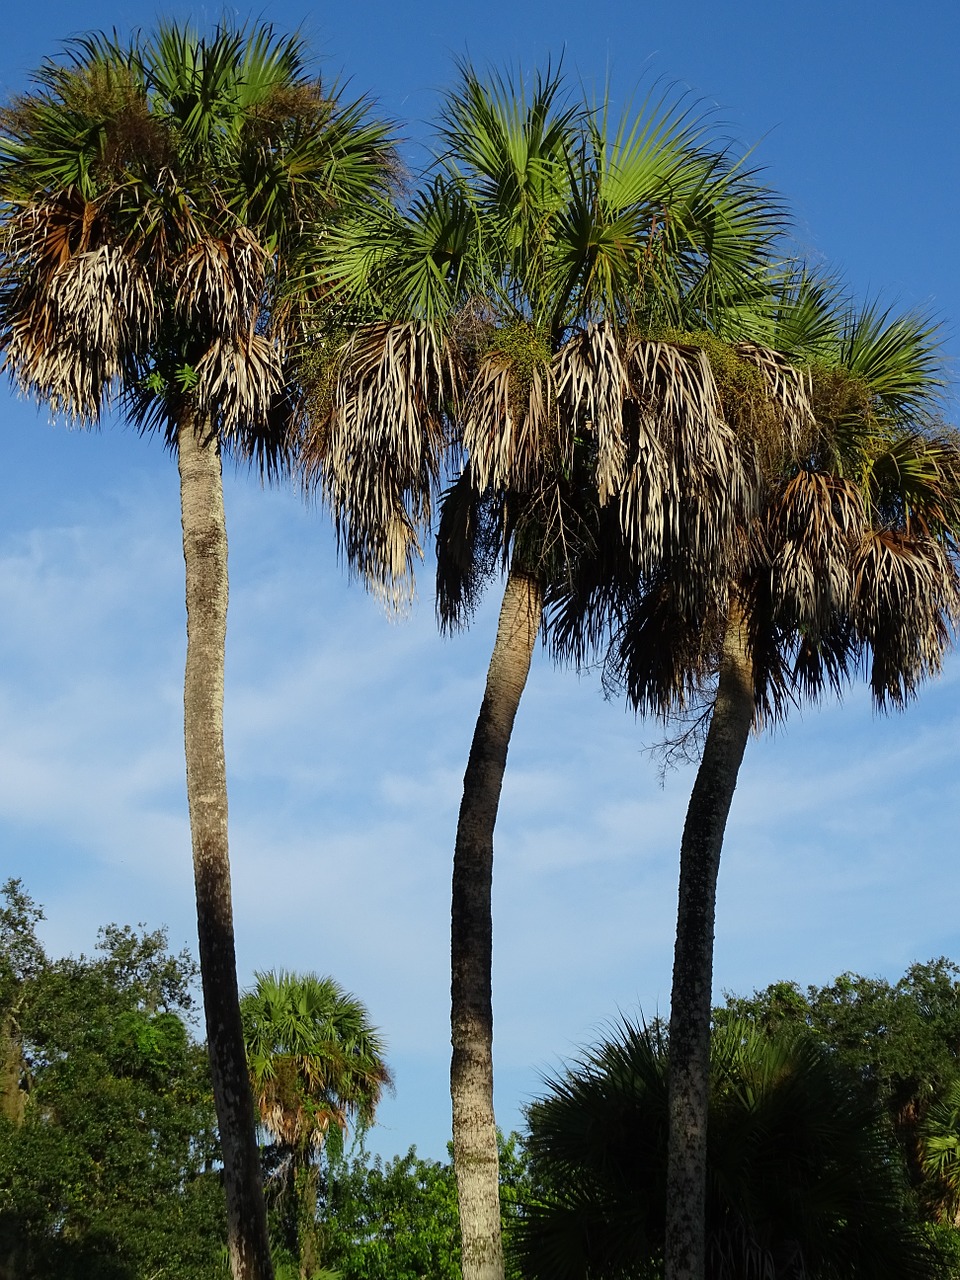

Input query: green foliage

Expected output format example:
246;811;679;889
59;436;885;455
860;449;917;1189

241;970;393;1277
719;958;960;1235
314;1132;529;1280
519;1017;946;1279
0;881;226;1279
319;1144;461;1280
720;958;960;1124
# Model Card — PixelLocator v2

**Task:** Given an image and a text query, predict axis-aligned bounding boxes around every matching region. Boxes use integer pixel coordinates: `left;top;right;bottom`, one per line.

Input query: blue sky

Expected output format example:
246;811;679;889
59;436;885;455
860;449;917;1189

1;0;958;1162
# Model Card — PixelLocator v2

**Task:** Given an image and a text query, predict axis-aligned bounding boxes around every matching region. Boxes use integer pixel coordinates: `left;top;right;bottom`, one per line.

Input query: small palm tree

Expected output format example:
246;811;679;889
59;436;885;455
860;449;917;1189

302;64;791;1280
241;970;392;1279
519;1017;945;1279
0;25;393;1280
558;284;960;1280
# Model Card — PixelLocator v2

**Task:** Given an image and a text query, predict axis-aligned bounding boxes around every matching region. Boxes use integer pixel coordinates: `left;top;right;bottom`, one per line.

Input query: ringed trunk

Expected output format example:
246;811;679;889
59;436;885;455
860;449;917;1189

451;566;544;1280
178;412;274;1280
664;597;755;1280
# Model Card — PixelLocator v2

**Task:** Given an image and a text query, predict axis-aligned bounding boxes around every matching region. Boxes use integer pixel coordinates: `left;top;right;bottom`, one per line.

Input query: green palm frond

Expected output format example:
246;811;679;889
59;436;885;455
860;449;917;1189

920;1076;960;1225
438;61;577;229
321;177;478;324
836;302;944;420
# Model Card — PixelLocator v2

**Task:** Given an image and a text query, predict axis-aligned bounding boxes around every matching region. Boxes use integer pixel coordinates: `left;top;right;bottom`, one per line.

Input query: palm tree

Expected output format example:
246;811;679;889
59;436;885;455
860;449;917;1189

564;288;960;1280
241;970;392;1278
302;65;792;1280
0;25;393;1280
518;1016;945;1279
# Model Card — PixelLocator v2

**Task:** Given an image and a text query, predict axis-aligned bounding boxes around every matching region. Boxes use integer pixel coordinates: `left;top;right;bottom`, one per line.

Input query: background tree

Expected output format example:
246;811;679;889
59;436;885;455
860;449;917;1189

720;957;960;1227
0;26;393;1279
318;1131;530;1280
517;1016;946;1280
0;881;227;1280
306;66;788;1278
241;970;392;1279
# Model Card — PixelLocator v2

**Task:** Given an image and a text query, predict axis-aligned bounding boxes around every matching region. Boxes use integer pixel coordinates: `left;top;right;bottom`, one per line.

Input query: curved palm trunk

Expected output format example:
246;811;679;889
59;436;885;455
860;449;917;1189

452;566;543;1280
178;413;274;1280
665;597;754;1280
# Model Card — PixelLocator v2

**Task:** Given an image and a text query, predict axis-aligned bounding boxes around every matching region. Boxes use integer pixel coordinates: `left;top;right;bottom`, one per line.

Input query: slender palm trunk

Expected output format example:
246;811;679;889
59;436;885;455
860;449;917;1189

452;566;543;1280
178;413;274;1280
664;597;754;1280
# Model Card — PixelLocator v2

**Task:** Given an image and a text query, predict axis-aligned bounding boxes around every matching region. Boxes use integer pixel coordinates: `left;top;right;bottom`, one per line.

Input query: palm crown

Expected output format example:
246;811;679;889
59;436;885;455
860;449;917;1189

0;22;393;461
302;65;796;610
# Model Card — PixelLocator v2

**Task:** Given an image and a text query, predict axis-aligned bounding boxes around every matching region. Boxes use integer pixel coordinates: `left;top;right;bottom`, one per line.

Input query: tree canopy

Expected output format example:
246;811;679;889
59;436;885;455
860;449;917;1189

0;879;227;1280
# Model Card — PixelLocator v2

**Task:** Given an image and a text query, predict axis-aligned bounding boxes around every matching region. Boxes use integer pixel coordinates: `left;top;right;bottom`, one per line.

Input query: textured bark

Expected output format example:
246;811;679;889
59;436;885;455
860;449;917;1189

178;413;274;1280
452;567;543;1280
665;598;755;1280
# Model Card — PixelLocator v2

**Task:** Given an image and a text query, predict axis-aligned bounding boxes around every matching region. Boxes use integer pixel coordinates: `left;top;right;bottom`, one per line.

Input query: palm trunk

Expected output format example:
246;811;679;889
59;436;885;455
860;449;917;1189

664;597;754;1280
451;565;543;1280
178;412;274;1280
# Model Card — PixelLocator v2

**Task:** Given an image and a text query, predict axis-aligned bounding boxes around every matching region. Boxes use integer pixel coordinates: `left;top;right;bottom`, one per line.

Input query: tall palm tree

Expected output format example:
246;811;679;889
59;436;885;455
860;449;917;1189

0;25;393;1280
519;1016;945;1279
558;288;960;1280
303;65;792;1280
241;970;392;1278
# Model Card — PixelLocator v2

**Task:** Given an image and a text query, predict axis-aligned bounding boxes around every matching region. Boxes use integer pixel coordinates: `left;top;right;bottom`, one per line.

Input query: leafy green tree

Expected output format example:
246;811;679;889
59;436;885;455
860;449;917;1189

320;1145;461;1280
307;65;790;1279
317;1131;531;1280
0;26;393;1279
0;881;227;1280
518;1016;946;1280
241;971;393;1279
720;957;960;1224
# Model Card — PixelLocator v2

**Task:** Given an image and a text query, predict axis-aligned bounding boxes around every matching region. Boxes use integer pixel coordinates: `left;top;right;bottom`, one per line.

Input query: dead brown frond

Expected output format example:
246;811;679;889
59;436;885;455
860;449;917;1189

765;470;865;632
554;322;629;504
602;568;725;720
623;338;751;593
172;228;267;337
302;320;454;605
851;530;960;706
195;332;283;437
1;219;154;420
462;323;557;492
734;342;815;445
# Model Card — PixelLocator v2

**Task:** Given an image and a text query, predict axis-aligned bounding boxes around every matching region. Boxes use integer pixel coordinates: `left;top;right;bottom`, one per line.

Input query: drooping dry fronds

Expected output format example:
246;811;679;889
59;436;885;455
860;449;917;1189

461;323;557;493
194;333;284;439
734;341;815;445
171;228;267;338
1;209;155;420
303;320;454;603
554;322;630;504
623;338;750;594
852;530;960;706
764;469;865;632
